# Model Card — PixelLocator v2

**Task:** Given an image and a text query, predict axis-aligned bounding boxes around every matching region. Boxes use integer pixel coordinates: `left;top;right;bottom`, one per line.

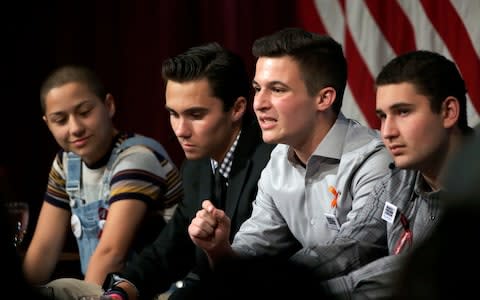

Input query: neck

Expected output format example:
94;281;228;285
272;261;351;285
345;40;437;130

293;111;337;164
422;175;441;192
212;125;241;163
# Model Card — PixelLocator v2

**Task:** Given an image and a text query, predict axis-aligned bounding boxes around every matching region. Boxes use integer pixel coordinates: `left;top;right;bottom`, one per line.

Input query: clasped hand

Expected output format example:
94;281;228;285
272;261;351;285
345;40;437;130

188;200;231;254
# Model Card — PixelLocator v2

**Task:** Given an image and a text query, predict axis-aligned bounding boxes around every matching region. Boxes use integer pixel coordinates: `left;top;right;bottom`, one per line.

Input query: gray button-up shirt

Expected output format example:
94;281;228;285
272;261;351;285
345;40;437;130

319;169;442;299
232;113;392;256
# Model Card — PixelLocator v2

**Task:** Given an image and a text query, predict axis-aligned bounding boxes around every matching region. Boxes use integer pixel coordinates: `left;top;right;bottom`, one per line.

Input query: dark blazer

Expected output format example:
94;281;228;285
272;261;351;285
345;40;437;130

118;120;275;299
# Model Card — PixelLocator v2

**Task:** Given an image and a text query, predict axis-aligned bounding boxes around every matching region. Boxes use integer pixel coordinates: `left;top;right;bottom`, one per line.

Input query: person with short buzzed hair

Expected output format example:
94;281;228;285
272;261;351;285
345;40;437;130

24;65;183;298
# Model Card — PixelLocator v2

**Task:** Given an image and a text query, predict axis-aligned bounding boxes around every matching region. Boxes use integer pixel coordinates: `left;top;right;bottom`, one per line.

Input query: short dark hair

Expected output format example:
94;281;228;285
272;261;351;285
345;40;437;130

252;27;347;114
161;42;251;113
376;50;470;133
40;65;107;114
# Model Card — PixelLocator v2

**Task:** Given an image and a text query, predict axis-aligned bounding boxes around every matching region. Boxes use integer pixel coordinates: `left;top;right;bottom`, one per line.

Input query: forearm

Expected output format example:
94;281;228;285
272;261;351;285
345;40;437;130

289;238;388;280
23;258;54;285
23;245;59;285
206;244;238;269
117;235;196;298
320;255;402;299
85;249;126;285
23;202;68;285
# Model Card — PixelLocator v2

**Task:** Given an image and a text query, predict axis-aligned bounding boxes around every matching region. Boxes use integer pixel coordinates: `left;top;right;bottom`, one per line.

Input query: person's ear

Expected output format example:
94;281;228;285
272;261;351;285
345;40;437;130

442;96;460;129
105;93;116;118
316;87;336;111
231;96;247;122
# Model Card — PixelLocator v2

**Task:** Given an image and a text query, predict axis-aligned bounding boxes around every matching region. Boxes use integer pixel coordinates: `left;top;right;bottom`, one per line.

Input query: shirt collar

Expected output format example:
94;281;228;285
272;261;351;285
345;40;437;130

211;130;241;178
287;113;347;164
414;173;442;198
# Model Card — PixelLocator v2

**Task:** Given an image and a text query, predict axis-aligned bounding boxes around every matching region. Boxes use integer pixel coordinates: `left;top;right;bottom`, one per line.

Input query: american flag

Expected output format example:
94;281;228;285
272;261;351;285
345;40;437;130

297;0;480;129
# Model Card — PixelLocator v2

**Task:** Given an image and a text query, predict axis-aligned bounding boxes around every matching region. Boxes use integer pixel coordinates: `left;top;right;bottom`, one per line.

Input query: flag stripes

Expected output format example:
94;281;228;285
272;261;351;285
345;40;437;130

298;0;480;128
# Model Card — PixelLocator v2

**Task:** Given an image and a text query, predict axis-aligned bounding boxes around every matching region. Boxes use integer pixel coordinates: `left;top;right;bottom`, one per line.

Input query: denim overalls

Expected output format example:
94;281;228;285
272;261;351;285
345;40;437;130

65;135;171;274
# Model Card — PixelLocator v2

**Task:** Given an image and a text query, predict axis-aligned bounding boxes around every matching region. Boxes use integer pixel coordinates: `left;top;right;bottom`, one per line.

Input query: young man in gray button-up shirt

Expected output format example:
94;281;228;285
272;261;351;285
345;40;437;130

188;28;393;298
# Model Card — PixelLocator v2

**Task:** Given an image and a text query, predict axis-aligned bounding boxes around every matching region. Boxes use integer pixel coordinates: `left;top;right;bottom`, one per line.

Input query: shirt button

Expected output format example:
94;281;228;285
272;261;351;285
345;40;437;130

310;219;315;225
430;215;435;220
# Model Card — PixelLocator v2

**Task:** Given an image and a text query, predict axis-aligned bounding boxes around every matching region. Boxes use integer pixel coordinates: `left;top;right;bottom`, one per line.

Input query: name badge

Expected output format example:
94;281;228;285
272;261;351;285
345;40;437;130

382;201;397;224
324;213;341;231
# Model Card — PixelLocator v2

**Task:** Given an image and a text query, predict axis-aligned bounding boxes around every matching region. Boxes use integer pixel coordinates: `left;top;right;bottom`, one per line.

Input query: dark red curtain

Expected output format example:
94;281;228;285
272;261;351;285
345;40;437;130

2;0;300;241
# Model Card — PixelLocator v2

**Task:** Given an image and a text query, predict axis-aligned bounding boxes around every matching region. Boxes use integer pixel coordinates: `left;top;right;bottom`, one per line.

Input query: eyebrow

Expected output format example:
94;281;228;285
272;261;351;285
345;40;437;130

376;102;414;113
165;106;209;114
46;111;66;119
389;102;415;111
252;79;288;87
47;99;93;117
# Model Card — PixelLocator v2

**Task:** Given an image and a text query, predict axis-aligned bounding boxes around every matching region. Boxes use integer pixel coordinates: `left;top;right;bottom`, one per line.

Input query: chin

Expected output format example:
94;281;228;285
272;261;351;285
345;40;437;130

393;159;415;170
262;134;280;144
184;152;204;160
71;148;87;158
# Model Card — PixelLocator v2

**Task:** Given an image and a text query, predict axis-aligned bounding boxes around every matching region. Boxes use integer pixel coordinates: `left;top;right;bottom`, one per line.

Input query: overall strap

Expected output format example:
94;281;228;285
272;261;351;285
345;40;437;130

65;152;82;193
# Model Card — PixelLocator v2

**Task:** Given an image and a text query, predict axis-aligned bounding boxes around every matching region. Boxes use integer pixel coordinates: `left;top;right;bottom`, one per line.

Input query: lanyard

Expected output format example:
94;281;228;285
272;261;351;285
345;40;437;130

394;213;412;255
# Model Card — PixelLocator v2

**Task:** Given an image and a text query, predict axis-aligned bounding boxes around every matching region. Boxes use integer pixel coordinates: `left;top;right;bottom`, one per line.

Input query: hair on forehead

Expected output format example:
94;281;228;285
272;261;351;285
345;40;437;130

40;65;107;113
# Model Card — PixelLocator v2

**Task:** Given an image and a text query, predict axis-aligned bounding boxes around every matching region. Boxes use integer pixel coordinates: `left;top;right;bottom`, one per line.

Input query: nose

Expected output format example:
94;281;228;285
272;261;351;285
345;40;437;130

381;116;398;141
68;115;85;136
171;116;191;139
253;89;269;112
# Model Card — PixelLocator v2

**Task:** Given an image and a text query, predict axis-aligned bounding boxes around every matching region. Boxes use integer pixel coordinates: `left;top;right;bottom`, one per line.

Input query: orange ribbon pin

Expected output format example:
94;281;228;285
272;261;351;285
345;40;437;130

329;186;339;208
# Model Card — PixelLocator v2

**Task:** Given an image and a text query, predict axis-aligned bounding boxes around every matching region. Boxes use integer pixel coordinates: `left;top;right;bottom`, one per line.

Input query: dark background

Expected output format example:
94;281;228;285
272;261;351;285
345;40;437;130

1;1;301;247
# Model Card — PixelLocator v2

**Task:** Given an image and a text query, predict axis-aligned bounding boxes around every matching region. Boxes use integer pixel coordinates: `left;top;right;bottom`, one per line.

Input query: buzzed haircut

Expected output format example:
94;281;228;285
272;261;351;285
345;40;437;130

40;65;107;113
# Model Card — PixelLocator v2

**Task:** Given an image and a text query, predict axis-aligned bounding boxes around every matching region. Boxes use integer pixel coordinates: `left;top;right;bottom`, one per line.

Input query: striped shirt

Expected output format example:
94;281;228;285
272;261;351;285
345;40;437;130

44;132;183;222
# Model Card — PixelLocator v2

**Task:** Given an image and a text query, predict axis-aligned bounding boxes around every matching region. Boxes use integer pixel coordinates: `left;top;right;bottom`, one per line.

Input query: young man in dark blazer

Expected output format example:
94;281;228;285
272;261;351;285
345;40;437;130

48;42;274;300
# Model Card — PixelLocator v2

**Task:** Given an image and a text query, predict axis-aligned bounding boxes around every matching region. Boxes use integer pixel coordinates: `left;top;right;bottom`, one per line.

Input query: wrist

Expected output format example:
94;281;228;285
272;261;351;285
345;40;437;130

104;288;128;300
103;274;139;300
